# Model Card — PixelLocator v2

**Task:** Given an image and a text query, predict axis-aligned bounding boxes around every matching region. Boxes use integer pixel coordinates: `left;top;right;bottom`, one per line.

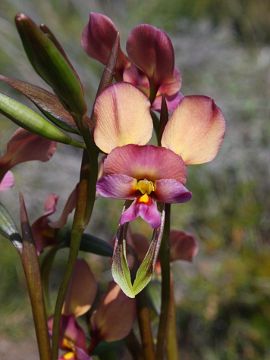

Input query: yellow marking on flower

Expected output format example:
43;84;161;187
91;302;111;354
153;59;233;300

64;352;75;360
138;193;150;203
136;179;155;195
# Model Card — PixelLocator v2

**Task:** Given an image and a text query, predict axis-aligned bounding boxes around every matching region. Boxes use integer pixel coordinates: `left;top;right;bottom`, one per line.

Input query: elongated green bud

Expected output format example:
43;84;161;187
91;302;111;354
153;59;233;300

15;13;86;117
0;92;84;148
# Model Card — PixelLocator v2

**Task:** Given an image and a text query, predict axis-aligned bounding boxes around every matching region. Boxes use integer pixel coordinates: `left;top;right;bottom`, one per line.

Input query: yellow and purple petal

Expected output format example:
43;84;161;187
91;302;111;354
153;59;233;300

161;96;226;164
96;174;137;199
120;198;161;228
93;83;153;154
126;24;175;87
154;179;191;203
103;144;187;183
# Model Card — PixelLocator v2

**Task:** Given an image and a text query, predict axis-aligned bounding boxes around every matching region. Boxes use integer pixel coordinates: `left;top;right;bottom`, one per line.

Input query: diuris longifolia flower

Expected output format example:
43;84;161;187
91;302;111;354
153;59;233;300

81;12;182;111
94;83;225;228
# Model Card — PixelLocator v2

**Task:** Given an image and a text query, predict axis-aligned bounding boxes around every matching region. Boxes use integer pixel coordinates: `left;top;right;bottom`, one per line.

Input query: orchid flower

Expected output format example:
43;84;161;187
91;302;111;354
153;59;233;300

48;259;97;360
94;83;225;229
81;12;182;111
49;260;135;357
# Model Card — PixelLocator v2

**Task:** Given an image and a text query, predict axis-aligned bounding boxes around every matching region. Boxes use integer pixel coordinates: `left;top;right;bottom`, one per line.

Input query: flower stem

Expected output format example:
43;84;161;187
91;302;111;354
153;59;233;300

51;148;98;360
20;194;52;360
137;290;155;360
166;274;179;360
156;203;171;359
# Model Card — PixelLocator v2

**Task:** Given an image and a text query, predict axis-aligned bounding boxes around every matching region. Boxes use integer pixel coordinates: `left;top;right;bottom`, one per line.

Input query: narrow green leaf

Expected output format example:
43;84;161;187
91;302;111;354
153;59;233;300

79;233;113;256
0;75;79;134
0;92;84;148
0;202;22;252
60;228;113;257
15;13;86;117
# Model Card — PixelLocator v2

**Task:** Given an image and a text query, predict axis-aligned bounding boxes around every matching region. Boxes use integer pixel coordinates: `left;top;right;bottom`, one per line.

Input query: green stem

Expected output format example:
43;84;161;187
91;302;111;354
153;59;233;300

51;149;98;360
166;274;179;360
20;194;52;360
137;291;155;360
156;203;171;360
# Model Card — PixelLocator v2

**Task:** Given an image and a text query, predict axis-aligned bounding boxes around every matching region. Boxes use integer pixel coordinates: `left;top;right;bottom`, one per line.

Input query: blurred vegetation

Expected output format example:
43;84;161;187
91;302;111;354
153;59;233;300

130;0;270;45
0;0;270;359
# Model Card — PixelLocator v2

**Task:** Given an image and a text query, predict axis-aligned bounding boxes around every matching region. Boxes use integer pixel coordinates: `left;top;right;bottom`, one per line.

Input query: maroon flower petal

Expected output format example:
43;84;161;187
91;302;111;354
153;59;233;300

123;64;150;97
120;199;161;228
81;12;128;75
96;174;137;199
103;144;187;183
126;24;175;87
91;282;136;342
170;230;199;262
31;193;59;254
156;68;182;97
0;128;56;175
48;315;87;351
63;259;97;318
154;179;192;203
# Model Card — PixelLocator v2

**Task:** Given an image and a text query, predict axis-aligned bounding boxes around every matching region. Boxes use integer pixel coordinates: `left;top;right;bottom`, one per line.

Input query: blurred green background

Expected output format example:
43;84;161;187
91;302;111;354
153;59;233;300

0;0;270;359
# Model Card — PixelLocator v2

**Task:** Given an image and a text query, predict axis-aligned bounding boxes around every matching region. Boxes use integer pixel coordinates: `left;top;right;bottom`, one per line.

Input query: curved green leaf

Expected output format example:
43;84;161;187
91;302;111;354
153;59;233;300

0;92;84;148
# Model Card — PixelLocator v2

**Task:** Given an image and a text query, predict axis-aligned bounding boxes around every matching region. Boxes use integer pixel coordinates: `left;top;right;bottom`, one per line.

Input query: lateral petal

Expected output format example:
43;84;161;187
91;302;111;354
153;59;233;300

161;96;226;164
154;179;192;203
96;174;137;199
93;83;153;154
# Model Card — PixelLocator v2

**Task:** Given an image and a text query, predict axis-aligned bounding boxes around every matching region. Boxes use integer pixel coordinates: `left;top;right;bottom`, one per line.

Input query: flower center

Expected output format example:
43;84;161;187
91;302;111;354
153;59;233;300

136;179;155;195
136;179;155;204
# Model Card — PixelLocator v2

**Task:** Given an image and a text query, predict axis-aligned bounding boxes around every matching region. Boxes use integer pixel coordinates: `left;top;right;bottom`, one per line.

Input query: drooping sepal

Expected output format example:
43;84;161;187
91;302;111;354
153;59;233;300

0;75;78;134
